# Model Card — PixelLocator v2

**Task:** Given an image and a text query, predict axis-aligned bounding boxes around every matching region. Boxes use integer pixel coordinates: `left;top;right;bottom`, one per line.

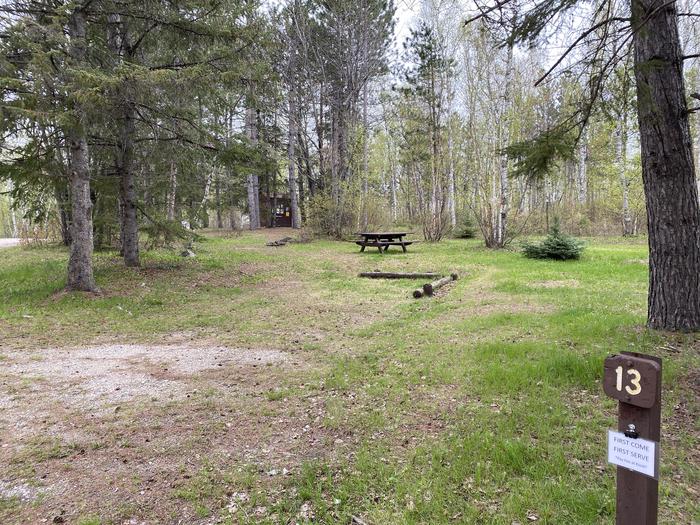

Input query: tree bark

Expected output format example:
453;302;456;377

245;106;261;230
167;160;177;221
447;119;457;229
616;118;634;236
66;6;96;291
286;36;302;230
422;273;458;296
361;84;369;230
391;163;398;223
576;128;588;205
632;0;700;330
496;43;513;247
107;14;139;266
215;175;223;228
288;95;301;229
246;174;258;230
118;103;139;267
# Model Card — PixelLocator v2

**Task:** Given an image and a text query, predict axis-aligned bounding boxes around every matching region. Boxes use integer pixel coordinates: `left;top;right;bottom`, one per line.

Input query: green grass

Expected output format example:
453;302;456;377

0;232;698;524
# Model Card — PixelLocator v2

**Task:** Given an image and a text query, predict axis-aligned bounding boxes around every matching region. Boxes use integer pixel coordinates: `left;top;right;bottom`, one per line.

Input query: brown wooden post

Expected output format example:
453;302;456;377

603;351;661;525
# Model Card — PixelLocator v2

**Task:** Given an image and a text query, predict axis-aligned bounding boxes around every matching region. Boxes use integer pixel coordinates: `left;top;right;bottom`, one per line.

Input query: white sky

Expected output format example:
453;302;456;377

395;0;420;47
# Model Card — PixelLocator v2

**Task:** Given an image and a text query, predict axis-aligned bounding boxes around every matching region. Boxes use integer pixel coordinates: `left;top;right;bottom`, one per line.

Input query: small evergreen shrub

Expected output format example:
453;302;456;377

522;218;584;260
455;215;478;239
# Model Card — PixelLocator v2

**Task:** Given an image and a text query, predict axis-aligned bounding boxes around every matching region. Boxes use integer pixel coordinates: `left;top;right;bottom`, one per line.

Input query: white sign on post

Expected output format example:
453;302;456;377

607;430;659;479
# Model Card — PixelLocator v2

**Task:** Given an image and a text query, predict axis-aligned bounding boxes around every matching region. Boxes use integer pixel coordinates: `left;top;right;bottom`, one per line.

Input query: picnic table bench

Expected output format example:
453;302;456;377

354;232;418;253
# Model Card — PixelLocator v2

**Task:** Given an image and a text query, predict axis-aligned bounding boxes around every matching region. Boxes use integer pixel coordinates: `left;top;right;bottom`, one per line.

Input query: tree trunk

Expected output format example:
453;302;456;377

496;43;513;247
118;103;139;267
391;160;398;223
107;14;139;266
616;117;633;236
286;34;302;230
215;175;223;228
361;84;369;230
632;0;700;330
245;106;261;229
447;120;457;230
167;160;177;221
247;174;258;230
576;128;588;205
288;95;301;229
317;85;326;188
66;6;96;292
5;179;18;237
330;102;342;207
695;66;700;199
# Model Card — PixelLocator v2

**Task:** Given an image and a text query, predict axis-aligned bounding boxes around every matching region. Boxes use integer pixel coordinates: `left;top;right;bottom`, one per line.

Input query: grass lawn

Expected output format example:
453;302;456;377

0;229;698;524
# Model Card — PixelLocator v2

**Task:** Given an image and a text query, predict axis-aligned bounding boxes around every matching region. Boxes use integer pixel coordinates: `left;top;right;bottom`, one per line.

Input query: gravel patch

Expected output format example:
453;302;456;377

4;344;288;409
0;481;38;502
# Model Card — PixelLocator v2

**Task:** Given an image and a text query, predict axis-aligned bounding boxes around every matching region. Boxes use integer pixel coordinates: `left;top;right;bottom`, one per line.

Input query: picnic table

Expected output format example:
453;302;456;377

354;232;417;253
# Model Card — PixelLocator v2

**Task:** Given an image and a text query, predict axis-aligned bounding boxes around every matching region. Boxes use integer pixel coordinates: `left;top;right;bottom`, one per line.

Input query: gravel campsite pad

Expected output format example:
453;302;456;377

3;344;288;410
0;343;334;524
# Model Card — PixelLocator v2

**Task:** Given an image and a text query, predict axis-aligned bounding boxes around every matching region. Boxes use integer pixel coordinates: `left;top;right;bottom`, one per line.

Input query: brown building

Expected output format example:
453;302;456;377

259;193;292;227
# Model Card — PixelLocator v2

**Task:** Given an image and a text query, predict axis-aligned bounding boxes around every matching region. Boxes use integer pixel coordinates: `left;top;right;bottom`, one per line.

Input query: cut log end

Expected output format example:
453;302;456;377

412;289;424;298
423;273;458;296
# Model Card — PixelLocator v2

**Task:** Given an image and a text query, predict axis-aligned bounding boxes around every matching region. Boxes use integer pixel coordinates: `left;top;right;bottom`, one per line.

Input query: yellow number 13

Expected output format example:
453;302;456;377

615;366;642;395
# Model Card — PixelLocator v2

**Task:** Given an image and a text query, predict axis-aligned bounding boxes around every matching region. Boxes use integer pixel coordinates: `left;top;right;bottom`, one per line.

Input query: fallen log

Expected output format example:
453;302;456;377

412;288;424;298
266;236;293;247
422;272;459;296
359;271;441;279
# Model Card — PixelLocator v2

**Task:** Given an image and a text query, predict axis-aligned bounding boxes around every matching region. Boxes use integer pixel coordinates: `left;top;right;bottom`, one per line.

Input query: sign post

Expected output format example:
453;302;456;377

603;351;661;525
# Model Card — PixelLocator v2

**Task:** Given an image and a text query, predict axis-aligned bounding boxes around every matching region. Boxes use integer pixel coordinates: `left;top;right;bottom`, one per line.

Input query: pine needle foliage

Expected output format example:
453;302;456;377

522;218;584;260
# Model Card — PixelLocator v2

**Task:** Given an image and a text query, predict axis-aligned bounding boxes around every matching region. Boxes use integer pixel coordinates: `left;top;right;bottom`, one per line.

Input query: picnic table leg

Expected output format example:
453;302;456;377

401;242;407;253
360;244;366;252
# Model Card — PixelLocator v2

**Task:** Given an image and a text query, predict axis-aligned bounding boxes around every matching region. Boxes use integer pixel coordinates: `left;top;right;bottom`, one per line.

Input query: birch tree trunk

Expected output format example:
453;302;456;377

66;6;96;291
288;94;301;229
391;158;398;223
495;43;513;247
447;118;457;229
247;174;259;230
246;106;261;230
198;171;213;225
286;30;302;230
632;0;700;330
215;176;223;228
361;84;369;230
167;161;177;221
576;128;588;205
8;180;18;238
616;116;633;236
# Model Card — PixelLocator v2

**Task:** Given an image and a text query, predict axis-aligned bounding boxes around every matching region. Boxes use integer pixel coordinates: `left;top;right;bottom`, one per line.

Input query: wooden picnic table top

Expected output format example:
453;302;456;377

354;232;416;253
357;232;410;238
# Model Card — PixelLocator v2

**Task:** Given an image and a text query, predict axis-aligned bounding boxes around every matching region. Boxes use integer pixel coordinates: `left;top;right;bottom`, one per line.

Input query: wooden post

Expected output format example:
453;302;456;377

603;351;661;525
